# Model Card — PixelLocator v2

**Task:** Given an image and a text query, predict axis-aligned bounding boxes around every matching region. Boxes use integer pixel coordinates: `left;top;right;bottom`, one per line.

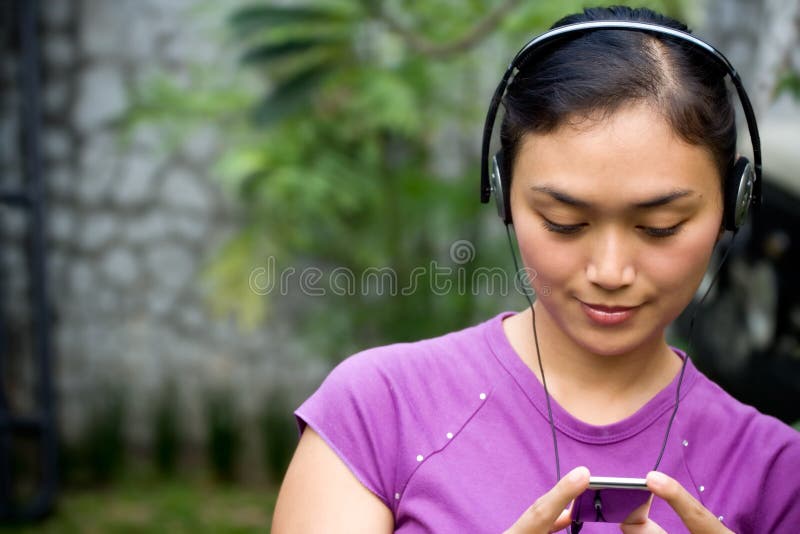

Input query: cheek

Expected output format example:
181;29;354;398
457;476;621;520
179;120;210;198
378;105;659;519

516;231;580;290
516;219;720;299
642;224;719;298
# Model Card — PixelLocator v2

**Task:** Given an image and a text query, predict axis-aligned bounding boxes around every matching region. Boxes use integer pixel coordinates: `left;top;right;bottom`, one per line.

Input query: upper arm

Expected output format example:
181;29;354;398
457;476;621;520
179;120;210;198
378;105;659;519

271;426;395;534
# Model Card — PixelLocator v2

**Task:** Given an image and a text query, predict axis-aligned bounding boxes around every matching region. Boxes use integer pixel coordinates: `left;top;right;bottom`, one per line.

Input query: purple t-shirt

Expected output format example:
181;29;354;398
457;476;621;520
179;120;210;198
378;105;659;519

295;311;800;533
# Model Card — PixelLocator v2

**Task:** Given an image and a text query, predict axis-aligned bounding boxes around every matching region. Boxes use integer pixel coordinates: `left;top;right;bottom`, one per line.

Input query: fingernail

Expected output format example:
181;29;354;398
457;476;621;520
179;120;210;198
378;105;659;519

569;466;588;483
648;471;667;488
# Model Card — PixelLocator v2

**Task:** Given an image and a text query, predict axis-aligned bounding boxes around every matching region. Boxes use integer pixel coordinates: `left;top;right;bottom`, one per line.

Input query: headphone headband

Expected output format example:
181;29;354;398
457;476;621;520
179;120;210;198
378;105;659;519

480;20;762;213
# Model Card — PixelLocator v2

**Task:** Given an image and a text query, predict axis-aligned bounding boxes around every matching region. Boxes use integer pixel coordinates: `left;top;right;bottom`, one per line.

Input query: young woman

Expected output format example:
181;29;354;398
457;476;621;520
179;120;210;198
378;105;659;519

272;6;800;533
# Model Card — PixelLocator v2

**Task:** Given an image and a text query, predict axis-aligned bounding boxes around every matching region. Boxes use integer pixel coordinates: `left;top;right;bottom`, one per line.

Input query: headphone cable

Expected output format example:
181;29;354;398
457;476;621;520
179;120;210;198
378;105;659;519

504;223;563;482
504;223;738;530
652;232;736;470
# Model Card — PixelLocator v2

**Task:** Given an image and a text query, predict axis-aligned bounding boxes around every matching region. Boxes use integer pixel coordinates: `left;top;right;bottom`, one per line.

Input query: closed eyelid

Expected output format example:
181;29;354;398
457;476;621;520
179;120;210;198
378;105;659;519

540;215;686;238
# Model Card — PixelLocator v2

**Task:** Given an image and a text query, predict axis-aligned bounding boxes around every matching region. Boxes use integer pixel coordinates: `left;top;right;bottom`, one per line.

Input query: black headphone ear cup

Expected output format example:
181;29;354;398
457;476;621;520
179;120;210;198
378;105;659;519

491;150;513;225
723;157;755;232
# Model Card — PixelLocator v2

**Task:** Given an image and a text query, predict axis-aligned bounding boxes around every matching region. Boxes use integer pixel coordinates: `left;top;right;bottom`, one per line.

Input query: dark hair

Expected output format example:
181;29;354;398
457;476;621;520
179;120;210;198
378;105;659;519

500;6;736;188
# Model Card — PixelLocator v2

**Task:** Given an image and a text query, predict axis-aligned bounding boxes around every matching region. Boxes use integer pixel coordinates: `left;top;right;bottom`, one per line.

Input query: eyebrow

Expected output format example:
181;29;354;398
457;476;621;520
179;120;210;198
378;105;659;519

529;185;695;209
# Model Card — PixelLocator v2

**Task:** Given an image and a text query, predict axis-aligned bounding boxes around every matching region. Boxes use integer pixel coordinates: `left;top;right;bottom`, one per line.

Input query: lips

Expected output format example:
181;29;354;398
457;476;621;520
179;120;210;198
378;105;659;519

580;300;640;326
583;303;637;312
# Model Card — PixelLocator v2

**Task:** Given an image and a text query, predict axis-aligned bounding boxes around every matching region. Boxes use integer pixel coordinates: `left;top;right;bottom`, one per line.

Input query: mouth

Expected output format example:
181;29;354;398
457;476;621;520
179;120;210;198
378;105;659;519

579;300;641;326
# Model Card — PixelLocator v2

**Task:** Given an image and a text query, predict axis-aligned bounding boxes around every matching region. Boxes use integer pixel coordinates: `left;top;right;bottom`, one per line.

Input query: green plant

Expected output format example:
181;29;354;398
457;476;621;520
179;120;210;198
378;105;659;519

152;380;181;476
204;389;243;482
259;392;297;483
124;0;693;358
776;70;800;101
1;471;278;533
81;385;127;484
58;439;83;487
210;1;694;350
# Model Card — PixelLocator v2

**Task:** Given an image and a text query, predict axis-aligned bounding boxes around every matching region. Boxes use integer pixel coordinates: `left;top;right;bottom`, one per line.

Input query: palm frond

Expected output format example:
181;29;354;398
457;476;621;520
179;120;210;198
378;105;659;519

240;37;344;65
229;5;345;38
253;63;336;125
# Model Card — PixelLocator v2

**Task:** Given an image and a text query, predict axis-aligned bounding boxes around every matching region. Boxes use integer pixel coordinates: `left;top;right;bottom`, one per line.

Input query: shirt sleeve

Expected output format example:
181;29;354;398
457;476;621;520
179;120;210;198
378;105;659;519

757;427;800;532
294;349;399;508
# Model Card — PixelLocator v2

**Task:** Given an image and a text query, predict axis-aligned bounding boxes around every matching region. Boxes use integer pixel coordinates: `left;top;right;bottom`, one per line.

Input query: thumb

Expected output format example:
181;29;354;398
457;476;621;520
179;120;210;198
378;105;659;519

511;466;590;533
646;471;734;533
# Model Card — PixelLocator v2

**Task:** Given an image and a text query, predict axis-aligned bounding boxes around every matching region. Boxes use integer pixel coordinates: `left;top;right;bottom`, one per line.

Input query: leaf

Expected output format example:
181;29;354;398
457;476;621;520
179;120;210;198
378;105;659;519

350;68;422;135
214;145;270;194
253;63;336;125
776;70;800;101
200;229;275;331
229;5;342;38
241;37;343;65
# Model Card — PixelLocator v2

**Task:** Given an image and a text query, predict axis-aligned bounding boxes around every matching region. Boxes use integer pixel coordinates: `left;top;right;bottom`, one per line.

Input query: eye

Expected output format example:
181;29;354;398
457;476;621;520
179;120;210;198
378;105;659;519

640;223;684;238
541;218;585;235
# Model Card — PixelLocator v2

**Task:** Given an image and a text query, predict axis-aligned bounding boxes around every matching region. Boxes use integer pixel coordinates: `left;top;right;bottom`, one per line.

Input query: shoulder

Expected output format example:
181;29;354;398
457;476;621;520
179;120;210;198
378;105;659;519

679;367;800;530
329;313;502;396
293;312;508;507
682;369;799;449
301;313;504;436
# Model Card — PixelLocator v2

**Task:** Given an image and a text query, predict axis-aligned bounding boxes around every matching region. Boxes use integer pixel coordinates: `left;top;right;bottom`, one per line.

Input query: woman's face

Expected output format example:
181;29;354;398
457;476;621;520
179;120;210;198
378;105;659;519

510;103;724;357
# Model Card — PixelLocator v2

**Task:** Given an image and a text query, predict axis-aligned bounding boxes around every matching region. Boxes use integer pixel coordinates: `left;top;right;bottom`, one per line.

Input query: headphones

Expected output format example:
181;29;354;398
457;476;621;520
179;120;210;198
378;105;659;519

480;21;762;232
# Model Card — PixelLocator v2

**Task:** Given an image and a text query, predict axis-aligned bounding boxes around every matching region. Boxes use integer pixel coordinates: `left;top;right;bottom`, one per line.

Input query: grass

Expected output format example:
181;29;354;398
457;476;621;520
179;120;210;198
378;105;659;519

0;465;279;533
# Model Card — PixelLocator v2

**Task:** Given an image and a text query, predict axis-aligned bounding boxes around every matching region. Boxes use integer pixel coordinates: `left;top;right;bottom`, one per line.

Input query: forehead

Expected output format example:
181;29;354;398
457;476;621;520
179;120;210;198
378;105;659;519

512;104;721;199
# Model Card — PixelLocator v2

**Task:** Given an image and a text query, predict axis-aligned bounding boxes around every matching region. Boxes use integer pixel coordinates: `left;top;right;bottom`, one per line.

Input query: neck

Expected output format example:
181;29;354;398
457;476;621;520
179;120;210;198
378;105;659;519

505;304;682;424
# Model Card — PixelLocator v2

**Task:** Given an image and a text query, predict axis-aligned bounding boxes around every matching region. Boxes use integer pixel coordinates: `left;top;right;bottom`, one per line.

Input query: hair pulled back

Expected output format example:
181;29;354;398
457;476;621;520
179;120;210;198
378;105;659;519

499;6;737;187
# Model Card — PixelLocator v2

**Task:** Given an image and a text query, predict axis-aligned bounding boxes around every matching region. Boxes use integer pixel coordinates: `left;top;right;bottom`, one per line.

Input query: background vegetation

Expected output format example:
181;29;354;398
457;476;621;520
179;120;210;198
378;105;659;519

195;0;691;359
9;0;799;531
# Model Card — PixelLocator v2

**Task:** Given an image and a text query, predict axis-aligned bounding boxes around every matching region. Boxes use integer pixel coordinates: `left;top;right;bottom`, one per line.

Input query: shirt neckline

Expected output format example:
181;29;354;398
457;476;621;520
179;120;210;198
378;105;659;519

485;310;699;444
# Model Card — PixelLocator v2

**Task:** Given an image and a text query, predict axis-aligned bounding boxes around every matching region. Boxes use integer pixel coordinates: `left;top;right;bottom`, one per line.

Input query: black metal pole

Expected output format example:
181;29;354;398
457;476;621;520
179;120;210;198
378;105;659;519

0;0;14;520
0;237;10;521
18;0;57;520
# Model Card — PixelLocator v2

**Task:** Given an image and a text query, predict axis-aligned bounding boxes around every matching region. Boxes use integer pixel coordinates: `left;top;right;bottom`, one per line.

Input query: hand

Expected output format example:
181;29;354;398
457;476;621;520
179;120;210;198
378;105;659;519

504;466;590;534
619;471;734;533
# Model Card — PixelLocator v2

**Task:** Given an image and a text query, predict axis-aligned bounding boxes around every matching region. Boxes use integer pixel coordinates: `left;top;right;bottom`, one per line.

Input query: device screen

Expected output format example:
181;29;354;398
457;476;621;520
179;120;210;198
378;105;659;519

573;477;652;524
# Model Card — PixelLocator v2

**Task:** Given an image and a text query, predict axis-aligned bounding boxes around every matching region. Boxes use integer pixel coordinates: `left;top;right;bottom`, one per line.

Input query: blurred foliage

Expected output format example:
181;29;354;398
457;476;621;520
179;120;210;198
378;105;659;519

204;389;243;482
213;0;690;356
153;380;181;477
125;0;690;361
0;466;277;533
79;385;127;484
216;0;692;358
4;436;41;516
776;69;800;101
259;392;297;483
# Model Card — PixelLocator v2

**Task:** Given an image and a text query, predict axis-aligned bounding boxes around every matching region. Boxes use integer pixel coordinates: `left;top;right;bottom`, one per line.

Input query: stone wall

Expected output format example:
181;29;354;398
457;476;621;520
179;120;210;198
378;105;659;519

2;0;798;478
702;0;800;117
1;0;327;476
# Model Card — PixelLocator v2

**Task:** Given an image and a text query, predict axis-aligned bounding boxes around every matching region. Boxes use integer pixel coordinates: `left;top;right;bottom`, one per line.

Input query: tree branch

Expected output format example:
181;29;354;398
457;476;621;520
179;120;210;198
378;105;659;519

373;0;523;59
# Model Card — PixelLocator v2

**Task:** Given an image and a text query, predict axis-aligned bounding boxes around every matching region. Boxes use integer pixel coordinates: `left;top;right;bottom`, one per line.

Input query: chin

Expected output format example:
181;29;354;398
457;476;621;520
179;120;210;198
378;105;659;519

538;295;669;356
581;322;668;357
578;336;646;357
563;311;666;357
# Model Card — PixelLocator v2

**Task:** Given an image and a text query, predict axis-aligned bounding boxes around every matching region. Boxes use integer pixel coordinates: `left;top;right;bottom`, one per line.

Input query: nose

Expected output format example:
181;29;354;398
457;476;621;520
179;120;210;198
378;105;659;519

586;229;636;290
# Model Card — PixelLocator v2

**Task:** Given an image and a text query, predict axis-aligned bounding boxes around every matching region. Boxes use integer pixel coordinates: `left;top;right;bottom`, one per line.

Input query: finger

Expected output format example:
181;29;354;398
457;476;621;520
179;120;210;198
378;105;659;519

551;506;585;533
646;471;733;533
622;494;653;525
549;508;573;532
513;466;590;532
